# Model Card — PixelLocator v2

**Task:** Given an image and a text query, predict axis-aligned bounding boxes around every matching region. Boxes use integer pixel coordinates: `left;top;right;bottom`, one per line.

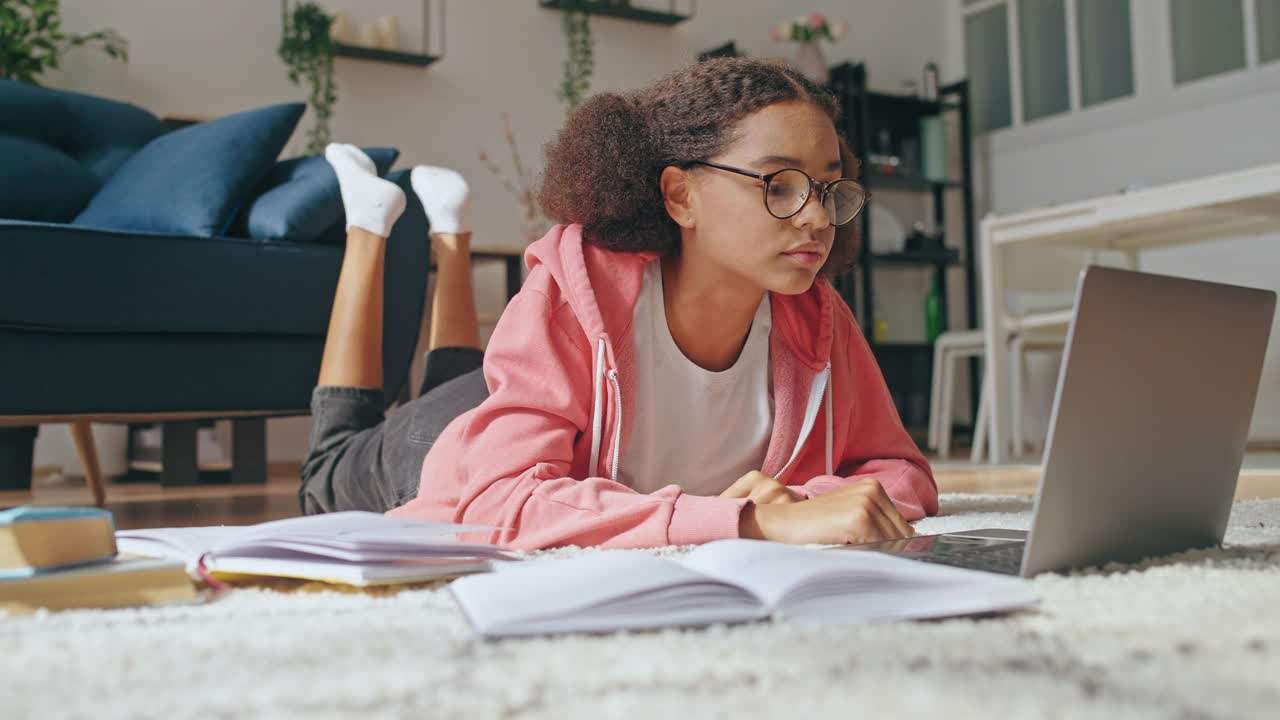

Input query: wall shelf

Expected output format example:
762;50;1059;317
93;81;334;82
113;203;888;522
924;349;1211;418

280;0;445;68
538;0;694;26
333;44;439;67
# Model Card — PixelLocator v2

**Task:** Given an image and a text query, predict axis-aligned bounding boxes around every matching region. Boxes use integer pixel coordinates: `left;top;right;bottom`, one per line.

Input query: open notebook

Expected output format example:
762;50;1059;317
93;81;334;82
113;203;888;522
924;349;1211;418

116;512;515;586
452;539;1038;637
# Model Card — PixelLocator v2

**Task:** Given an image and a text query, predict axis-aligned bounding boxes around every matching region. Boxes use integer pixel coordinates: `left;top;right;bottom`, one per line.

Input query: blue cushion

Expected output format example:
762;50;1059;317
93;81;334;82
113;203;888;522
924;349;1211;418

73;103;305;237
0;79;165;182
231;147;399;242
0;136;102;222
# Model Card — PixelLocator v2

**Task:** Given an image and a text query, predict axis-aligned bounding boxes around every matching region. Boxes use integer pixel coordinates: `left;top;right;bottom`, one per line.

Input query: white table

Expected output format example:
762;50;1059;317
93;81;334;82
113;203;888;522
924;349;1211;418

980;161;1280;464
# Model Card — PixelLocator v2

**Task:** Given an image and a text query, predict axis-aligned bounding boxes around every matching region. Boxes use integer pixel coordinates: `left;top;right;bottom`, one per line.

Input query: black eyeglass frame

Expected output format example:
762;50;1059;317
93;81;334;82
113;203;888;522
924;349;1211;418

688;159;870;226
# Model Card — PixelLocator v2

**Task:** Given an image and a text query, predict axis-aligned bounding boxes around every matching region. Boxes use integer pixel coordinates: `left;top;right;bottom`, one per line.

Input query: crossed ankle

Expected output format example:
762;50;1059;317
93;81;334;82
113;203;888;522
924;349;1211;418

431;232;473;256
412;166;471;234
326;143;406;237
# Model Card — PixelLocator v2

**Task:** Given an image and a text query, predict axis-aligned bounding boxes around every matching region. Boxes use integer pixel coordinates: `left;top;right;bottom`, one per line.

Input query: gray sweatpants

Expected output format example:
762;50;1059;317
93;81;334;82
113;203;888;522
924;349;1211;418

299;347;488;515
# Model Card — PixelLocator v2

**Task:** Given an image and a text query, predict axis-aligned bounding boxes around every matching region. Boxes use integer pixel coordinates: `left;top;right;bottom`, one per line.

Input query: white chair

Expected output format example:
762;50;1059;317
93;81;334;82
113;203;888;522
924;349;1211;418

1009;331;1069;456
928;329;984;459
930;327;1068;462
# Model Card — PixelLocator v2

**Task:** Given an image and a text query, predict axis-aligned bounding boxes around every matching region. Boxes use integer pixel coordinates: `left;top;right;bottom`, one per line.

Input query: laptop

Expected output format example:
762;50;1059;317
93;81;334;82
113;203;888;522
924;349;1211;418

852;266;1276;577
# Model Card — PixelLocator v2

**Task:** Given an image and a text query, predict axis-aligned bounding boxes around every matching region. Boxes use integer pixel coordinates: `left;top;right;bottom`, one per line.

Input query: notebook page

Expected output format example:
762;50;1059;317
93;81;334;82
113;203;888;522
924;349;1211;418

115;527;237;569
217;540;501;563
782;581;1039;623
682;540;856;608
220;536;514;562
117;513;510;569
208;555;491;586
450;551;761;637
213;512;496;550
682;540;1037;621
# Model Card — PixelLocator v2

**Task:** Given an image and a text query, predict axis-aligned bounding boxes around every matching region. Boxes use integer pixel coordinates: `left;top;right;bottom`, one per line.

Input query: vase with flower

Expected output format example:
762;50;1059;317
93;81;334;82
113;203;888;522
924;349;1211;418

771;12;847;85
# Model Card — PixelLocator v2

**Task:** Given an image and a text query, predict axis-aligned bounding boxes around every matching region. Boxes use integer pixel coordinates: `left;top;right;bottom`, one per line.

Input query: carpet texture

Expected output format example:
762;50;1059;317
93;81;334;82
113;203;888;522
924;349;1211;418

3;494;1278;719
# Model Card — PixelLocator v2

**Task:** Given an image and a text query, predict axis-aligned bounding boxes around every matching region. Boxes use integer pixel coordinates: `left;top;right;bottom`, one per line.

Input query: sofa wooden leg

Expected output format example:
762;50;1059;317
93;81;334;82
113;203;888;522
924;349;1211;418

160;421;199;487
68;422;106;508
231;418;267;485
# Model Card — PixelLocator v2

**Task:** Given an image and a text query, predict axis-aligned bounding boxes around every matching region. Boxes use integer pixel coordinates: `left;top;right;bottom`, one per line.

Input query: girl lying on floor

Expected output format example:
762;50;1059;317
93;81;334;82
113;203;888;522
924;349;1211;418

300;57;938;550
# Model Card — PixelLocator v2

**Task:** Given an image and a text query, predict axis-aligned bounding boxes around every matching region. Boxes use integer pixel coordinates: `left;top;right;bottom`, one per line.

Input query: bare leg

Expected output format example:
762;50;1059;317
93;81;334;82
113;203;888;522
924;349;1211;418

316;143;406;389
412;166;481;353
318;228;387;388
429;231;481;351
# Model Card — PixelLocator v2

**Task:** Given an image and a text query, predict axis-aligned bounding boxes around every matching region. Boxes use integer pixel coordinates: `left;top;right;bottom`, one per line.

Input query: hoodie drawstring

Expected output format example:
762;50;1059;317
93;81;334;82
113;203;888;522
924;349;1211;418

775;363;833;481
589;338;624;483
589;338;606;478
607;370;622;483
824;363;834;476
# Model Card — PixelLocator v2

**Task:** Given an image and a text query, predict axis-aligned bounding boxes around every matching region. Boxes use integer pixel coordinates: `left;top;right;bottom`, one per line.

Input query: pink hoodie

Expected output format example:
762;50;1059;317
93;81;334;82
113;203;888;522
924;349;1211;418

389;224;938;549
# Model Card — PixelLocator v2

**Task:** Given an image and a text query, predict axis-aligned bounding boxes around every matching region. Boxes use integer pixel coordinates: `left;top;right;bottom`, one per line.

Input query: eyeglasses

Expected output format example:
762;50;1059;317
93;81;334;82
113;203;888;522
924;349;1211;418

690;160;869;226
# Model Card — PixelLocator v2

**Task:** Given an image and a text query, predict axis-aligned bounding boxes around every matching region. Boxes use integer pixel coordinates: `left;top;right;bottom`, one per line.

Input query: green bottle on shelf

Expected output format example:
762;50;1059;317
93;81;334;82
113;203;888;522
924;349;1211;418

925;272;943;343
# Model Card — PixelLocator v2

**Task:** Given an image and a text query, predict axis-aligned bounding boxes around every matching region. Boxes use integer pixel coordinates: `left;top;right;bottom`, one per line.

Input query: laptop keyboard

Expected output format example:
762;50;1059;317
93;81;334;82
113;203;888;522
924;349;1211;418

913;542;1025;575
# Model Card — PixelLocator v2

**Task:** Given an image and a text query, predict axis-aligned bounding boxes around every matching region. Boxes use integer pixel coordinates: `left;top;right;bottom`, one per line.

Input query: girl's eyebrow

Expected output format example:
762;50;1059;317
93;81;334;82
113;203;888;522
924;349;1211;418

752;155;844;172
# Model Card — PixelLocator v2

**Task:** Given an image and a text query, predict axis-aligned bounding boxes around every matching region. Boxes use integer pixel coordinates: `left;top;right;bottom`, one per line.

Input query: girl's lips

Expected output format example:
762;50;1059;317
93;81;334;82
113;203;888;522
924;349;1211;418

783;250;824;266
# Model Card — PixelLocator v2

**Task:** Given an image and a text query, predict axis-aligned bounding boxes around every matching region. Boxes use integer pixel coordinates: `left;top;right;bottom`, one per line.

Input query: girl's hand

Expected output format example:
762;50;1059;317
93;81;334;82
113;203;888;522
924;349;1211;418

737;478;915;544
720;471;805;505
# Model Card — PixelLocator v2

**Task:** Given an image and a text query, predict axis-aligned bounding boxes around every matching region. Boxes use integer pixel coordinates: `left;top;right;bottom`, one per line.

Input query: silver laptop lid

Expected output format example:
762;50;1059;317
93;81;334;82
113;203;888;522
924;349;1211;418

1022;266;1276;576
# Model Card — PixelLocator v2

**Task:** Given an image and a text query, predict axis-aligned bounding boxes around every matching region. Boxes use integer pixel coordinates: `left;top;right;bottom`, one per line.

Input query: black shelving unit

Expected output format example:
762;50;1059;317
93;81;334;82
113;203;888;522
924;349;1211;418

539;0;694;25
828;62;978;438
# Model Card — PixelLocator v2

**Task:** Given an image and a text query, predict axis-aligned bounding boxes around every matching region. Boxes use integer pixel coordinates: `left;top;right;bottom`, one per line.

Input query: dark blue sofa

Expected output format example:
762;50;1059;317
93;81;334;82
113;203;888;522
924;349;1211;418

0;80;429;489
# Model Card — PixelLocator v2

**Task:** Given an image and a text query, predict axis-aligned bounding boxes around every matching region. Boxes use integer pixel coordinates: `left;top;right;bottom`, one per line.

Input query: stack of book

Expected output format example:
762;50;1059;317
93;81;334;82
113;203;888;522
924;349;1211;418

0;507;196;614
2;508;516;613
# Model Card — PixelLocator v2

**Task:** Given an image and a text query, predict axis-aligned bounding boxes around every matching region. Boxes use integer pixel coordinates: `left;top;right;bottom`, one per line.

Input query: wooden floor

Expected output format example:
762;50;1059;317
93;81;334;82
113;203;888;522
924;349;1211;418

3;457;1279;530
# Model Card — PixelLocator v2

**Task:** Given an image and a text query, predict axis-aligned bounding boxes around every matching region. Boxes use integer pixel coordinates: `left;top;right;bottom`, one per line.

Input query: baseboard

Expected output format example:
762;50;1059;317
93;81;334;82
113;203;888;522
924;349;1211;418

268;460;303;479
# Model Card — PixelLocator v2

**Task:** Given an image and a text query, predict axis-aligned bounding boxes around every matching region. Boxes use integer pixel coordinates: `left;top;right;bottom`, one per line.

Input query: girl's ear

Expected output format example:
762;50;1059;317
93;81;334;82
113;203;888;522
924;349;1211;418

660;165;696;229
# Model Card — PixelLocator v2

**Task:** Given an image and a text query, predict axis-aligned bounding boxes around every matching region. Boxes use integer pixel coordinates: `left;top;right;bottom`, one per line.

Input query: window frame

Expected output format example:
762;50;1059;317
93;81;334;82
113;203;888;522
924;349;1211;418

959;0;1280;150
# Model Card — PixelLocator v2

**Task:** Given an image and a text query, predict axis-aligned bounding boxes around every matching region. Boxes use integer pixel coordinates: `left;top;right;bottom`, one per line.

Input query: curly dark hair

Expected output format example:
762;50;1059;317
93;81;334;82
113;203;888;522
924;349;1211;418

539;57;860;278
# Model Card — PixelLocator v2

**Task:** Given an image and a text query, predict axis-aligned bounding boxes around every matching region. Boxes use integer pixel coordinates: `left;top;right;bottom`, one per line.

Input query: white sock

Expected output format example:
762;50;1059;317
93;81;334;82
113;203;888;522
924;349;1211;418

325;143;406;237
410;165;471;234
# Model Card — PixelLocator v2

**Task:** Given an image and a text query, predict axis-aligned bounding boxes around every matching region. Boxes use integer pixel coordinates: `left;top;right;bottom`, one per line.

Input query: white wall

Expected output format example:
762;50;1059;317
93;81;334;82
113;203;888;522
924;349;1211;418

34;0;948;471
945;0;1280;447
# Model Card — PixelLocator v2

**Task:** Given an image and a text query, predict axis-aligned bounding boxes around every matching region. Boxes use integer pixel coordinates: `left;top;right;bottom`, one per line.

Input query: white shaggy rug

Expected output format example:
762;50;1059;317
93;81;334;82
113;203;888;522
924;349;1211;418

3;494;1279;720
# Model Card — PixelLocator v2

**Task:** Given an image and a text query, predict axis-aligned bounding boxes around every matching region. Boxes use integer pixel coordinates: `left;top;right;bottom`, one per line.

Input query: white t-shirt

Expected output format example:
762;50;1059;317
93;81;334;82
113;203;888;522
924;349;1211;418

619;262;774;496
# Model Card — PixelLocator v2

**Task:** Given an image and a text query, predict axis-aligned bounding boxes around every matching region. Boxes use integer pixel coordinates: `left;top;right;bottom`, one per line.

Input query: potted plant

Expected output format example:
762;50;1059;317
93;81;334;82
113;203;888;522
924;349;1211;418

771;12;847;85
279;1;337;155
0;0;128;84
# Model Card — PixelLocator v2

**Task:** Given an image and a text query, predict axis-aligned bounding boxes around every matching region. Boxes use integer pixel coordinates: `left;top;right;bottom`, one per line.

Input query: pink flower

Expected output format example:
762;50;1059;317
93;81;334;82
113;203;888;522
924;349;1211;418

771;23;786;42
830;20;848;40
808;11;827;29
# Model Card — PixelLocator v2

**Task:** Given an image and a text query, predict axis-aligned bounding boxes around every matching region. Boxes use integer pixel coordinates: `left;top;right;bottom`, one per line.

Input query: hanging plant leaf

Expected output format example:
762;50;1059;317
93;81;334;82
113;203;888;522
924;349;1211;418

556;0;595;111
279;1;337;155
